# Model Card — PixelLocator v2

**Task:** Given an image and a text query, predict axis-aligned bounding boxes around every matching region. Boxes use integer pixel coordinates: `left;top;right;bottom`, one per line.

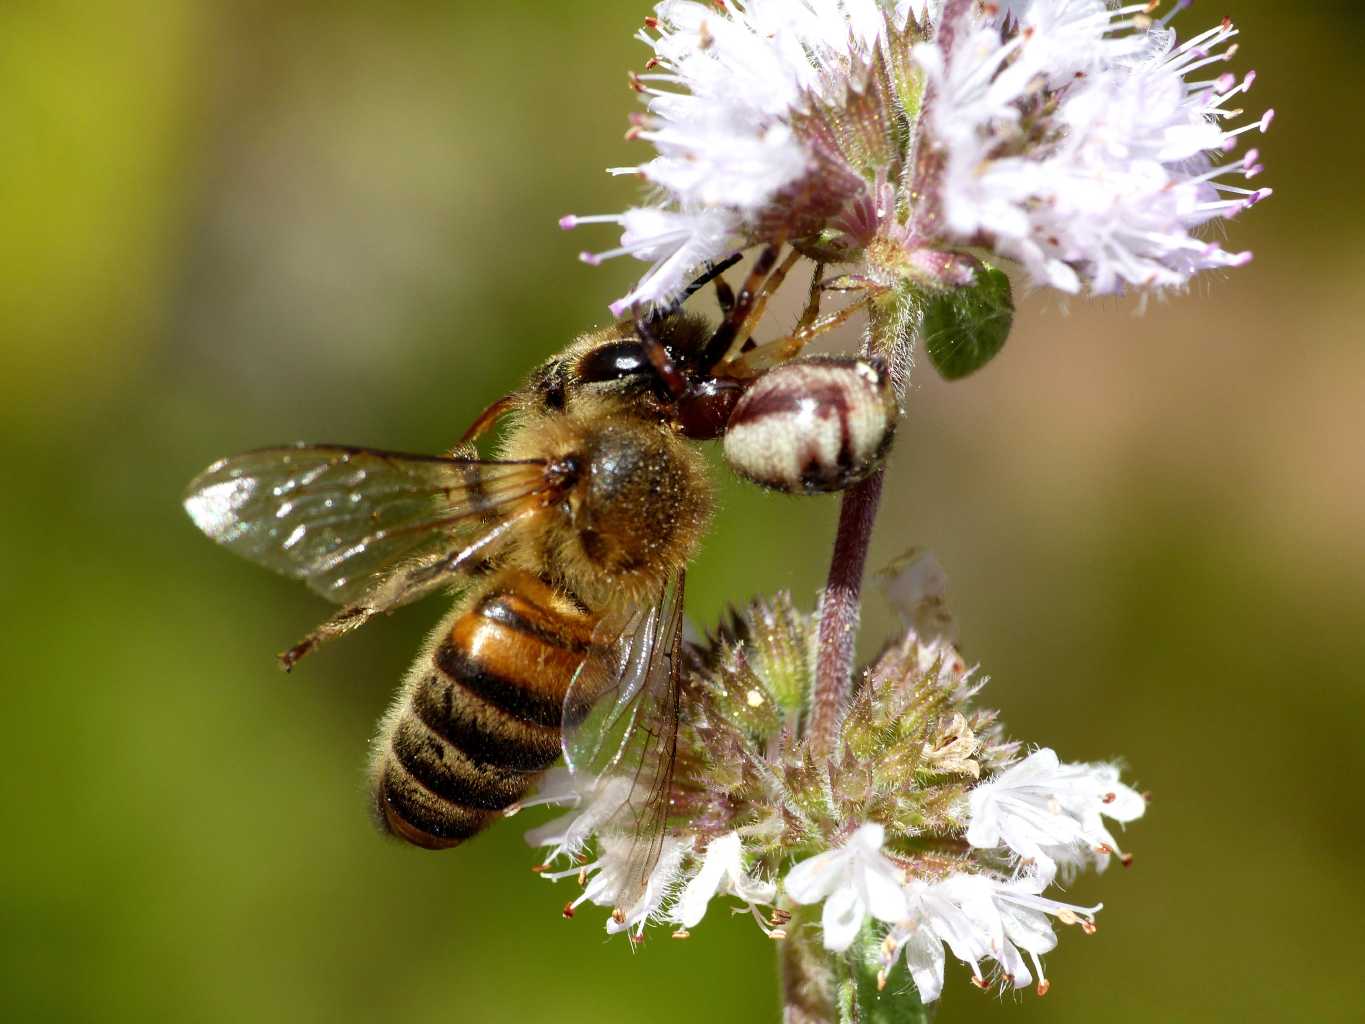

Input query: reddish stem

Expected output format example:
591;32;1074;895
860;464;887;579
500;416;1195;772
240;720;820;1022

808;467;885;757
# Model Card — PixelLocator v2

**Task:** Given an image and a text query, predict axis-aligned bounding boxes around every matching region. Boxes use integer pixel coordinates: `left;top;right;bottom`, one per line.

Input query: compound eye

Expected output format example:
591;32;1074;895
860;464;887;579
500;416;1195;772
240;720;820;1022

722;356;897;494
577;341;651;384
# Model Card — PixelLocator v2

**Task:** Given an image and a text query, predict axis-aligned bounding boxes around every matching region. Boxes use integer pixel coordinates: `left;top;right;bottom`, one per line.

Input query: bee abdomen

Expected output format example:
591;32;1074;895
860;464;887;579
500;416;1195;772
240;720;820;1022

390;715;528;812
374;570;598;850
374;758;493;850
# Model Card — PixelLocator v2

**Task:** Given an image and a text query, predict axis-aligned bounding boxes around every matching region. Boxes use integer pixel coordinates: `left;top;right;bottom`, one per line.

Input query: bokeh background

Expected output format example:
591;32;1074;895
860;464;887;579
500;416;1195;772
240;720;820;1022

3;2;1361;1021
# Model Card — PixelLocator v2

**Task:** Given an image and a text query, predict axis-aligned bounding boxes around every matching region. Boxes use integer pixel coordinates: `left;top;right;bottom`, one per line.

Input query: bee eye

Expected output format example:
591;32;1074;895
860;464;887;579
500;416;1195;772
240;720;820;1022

723;357;896;494
578;341;651;384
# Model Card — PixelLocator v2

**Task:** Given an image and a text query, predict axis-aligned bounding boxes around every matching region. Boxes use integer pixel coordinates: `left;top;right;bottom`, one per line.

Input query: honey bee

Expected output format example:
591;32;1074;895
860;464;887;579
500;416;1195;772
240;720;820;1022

183;248;896;897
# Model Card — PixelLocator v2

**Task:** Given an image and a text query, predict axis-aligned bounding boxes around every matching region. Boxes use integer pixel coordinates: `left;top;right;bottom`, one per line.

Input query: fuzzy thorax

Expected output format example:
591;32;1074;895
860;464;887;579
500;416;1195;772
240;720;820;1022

500;405;712;607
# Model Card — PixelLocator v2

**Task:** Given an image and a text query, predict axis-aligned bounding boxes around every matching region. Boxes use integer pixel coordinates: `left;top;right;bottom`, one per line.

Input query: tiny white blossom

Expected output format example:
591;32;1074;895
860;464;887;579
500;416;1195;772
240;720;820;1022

786;823;910;952
917;1;1273;294
884;877;995;1002
545;834;688;938
673;832;777;929
521;768;634;865
983;873;1102;996
603;837;689;937
564;0;909;313
966;747;1145;882
885;871;1103;999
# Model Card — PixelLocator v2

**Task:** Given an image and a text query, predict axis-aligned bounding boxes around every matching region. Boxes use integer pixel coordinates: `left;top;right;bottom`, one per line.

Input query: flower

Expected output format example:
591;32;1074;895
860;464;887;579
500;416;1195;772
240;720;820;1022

883;877;994;1002
882;872;1103;1001
672;831;777;930
514;587;1142;1003
915;0;1273;294
563;0;916;315
520;767;633;866
544;833;688;938
965;747;1146;882
785;823;910;951
603;837;689;937
982;873;1103;996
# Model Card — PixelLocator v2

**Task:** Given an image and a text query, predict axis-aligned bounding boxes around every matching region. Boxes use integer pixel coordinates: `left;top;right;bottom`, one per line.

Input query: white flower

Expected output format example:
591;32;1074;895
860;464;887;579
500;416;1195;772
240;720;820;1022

785;823;910;952
965;747;1145;882
603;837;689;937
545;834;688;937
521;767;634;865
982;873;1102;996
564;0;908;313
673;832;777;930
918;2;1272;294
883;871;1102;1000
883;876;994;1002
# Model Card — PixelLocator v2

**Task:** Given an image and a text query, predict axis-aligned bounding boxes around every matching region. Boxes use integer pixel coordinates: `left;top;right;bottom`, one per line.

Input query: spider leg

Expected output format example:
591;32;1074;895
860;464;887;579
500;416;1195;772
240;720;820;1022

729;248;803;356
698;243;783;371
726;293;874;378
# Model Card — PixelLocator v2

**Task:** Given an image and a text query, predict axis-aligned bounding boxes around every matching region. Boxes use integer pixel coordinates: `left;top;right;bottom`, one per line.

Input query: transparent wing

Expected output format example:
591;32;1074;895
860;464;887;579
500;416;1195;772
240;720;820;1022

562;573;686;906
184;444;556;667
184;444;548;604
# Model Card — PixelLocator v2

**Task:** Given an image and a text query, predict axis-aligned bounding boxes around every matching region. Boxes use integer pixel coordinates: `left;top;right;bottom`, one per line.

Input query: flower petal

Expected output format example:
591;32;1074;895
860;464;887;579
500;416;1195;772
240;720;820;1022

821;884;865;952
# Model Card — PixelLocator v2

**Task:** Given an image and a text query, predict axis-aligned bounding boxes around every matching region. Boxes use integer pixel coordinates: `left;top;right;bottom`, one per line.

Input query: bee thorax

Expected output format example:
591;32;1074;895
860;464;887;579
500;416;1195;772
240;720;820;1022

561;420;710;598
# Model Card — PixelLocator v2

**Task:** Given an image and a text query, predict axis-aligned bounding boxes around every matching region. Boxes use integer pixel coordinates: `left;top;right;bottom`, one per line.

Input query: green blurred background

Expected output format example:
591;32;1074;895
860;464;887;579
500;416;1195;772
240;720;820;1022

3;2;1360;1021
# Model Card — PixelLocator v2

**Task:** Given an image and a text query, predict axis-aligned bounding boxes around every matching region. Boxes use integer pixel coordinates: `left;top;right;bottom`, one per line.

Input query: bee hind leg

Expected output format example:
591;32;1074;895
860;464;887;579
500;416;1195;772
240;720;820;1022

278;604;375;671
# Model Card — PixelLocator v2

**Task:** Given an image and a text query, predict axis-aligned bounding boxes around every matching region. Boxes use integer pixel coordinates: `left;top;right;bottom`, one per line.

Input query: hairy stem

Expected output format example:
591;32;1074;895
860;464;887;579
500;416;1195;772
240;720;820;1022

780;905;837;1024
807;290;917;758
808;469;886;757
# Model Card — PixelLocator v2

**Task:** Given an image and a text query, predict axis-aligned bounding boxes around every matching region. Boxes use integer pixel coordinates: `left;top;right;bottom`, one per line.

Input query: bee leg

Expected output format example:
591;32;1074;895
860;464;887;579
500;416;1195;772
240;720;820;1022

795;262;829;335
456;393;517;446
726;294;875;378
278;604;375;671
738;261;829;356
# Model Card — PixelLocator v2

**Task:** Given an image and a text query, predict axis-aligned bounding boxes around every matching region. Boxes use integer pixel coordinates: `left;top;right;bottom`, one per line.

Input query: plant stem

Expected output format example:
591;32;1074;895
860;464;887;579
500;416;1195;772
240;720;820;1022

807;289;916;759
808;468;885;758
780;905;836;1024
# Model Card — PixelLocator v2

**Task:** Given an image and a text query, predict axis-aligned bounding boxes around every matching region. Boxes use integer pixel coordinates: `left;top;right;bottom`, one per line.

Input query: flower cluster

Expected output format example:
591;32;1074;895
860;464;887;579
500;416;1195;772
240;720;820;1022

565;0;1270;314
516;560;1145;1004
563;0;923;314
917;0;1274;293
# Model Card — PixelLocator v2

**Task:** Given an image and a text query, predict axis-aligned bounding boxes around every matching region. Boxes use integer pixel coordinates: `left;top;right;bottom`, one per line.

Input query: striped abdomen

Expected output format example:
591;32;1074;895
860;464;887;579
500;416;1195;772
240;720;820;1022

722;356;896;494
373;569;598;850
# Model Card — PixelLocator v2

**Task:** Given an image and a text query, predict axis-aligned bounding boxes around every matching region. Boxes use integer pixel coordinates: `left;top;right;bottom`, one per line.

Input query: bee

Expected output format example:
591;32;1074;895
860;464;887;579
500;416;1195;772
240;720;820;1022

183;247;895;898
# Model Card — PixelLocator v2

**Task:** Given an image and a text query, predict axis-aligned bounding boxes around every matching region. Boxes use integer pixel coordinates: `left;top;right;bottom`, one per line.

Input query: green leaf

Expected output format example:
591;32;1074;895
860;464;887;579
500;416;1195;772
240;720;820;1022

922;265;1014;381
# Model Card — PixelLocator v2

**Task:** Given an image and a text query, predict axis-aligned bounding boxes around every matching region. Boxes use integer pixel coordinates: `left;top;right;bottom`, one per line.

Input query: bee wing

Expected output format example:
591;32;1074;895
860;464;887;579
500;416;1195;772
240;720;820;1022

184;444;550;606
561;572;687;907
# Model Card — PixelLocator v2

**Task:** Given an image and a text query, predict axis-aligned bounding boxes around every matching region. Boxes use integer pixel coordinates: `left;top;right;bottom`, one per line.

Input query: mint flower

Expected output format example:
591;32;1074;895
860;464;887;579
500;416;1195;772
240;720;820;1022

672;832;778;932
567;0;1270;321
563;0;917;314
516;580;1144;1004
917;0;1273;293
785;823;911;952
965;746;1146;882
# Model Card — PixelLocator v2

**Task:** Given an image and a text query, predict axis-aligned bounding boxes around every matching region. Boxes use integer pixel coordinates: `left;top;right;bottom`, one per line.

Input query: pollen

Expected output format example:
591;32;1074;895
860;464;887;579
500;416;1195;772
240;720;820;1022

746;688;764;707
